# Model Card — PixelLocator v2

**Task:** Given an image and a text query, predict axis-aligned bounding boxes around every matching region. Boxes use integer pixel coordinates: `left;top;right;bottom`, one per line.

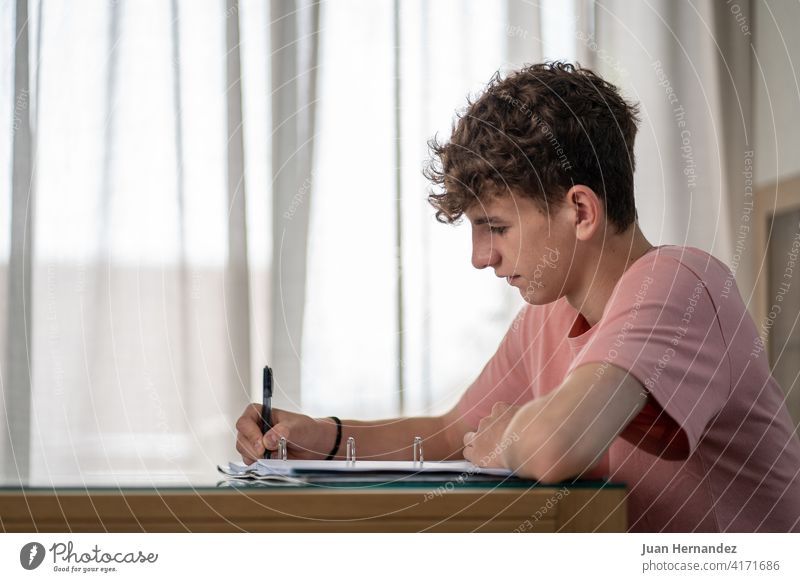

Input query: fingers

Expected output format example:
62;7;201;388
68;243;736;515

235;403;266;464
463;432;475;463
491;401;511;415
263;424;291;453
236;432;264;465
463;431;475;448
476;404;507;434
236;403;264;441
235;407;311;462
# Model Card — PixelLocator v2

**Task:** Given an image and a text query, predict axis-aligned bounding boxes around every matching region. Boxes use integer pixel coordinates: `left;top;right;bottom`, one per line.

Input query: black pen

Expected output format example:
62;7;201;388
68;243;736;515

262;365;273;459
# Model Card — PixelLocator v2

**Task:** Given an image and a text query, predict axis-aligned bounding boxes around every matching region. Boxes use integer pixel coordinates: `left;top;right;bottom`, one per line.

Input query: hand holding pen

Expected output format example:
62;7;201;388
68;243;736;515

235;407;340;464
235;368;341;464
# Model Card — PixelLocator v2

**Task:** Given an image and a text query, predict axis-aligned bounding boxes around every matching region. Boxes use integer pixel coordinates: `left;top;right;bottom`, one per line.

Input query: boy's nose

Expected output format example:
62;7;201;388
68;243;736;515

472;240;500;270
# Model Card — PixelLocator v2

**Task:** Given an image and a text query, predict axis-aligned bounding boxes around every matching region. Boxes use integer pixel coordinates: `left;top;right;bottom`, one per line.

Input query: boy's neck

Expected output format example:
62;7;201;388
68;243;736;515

567;224;653;328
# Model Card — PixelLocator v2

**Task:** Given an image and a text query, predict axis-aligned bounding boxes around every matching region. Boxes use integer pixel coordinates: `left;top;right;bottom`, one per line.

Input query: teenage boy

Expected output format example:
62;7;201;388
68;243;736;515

235;62;800;532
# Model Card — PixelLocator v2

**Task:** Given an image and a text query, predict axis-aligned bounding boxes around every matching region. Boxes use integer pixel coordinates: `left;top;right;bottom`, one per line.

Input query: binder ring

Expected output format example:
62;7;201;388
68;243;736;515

278;436;288;461
346;436;356;462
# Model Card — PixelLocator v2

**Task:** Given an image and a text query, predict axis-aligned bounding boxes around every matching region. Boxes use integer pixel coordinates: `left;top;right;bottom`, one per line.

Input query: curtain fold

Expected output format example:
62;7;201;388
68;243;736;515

574;0;596;68
269;0;320;411
2;0;35;484
710;0;755;301
224;0;253;415
505;1;543;77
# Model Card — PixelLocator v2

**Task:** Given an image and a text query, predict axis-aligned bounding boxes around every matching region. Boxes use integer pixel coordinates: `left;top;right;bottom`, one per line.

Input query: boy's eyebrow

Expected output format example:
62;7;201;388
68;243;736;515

472;216;505;225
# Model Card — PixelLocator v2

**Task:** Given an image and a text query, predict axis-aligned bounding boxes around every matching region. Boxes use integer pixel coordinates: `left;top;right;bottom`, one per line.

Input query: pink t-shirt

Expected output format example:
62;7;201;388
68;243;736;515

459;245;800;532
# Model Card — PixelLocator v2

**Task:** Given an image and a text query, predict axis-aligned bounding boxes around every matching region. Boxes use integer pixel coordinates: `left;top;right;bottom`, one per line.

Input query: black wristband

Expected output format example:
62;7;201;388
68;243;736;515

325;416;342;461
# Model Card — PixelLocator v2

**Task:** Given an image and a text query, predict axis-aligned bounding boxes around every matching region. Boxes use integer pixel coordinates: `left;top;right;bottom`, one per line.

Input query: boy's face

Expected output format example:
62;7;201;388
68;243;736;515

465;192;577;305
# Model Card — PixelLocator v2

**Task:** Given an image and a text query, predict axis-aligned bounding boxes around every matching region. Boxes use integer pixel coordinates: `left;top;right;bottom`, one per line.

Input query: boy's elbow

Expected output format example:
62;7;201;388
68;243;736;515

503;425;594;483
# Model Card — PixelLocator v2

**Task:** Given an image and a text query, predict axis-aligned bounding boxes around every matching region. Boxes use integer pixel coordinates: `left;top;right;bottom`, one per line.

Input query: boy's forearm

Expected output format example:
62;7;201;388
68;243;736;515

320;416;464;461
502;364;648;481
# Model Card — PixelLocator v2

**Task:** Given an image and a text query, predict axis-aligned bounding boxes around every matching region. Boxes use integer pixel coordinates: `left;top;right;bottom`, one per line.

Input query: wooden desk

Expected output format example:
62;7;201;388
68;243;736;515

0;484;626;532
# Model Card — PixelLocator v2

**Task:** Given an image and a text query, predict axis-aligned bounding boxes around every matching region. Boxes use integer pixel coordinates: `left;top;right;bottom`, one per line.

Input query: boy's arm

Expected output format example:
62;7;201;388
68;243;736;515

333;405;472;461
236;403;471;463
501;362;648;481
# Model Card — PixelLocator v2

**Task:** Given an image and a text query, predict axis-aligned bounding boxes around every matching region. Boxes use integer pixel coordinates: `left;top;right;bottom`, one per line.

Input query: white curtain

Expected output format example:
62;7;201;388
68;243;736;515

0;0;318;483
270;0;320;412
301;0;534;420
1;0;34;482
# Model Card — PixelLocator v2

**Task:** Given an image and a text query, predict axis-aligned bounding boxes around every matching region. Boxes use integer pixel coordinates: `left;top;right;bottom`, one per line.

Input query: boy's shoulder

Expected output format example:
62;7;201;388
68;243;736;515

627;245;732;287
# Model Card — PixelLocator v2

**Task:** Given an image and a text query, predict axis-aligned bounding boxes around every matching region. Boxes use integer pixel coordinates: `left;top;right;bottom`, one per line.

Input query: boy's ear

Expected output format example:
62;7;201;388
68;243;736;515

564;185;603;241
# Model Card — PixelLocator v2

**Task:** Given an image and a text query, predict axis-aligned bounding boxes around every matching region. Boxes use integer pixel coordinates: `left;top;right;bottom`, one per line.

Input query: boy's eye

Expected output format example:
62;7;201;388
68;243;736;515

489;226;508;235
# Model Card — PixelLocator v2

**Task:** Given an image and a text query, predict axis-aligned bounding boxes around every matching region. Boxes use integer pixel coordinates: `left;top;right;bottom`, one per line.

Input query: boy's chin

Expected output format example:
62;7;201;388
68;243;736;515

521;289;557;305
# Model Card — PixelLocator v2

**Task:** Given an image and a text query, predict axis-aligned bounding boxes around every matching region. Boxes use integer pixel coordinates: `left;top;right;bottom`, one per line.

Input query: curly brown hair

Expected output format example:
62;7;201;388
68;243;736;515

424;62;640;232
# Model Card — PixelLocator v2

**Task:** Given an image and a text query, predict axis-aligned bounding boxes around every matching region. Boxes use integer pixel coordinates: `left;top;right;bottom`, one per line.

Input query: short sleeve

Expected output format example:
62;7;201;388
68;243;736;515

569;257;731;453
457;306;533;428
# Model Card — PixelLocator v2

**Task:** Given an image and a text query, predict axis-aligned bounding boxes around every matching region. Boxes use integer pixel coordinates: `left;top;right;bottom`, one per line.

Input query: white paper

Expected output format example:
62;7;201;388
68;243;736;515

218;459;512;478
